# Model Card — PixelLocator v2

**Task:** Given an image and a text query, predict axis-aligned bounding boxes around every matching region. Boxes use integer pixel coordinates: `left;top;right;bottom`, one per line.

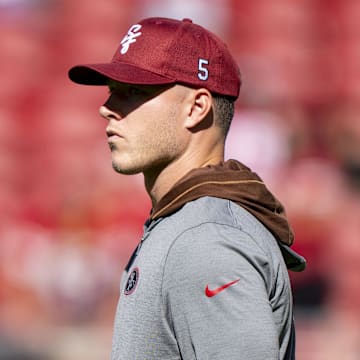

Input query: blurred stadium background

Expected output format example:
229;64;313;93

1;0;360;359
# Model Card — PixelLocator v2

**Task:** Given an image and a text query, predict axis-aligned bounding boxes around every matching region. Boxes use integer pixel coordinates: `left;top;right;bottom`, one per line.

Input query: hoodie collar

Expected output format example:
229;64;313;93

151;159;306;272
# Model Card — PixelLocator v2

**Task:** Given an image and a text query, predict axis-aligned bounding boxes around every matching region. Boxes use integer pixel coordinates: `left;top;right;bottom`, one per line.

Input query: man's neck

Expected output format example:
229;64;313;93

144;154;224;208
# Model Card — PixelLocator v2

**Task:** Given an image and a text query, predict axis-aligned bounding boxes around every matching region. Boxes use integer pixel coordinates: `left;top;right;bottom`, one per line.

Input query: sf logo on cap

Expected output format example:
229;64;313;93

120;24;142;54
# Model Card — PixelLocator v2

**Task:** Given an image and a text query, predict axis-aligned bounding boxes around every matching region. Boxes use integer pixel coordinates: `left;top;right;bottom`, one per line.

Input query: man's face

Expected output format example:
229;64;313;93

100;80;189;176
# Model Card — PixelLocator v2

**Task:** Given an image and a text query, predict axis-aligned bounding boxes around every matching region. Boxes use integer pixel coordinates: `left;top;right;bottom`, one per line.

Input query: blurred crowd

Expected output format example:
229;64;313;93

1;0;359;359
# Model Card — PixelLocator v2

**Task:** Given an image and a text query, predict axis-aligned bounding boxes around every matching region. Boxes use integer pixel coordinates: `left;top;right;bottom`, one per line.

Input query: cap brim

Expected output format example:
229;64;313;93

68;63;176;86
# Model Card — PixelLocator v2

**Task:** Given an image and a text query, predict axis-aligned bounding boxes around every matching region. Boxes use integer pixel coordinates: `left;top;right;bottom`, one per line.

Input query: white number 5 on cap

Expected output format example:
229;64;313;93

198;58;209;81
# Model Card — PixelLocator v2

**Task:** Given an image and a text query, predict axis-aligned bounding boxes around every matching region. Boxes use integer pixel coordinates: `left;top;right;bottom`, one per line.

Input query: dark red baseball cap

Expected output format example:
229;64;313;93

68;17;241;99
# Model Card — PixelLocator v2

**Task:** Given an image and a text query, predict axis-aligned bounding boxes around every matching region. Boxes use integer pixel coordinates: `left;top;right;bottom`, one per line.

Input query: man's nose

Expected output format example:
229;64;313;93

99;105;122;121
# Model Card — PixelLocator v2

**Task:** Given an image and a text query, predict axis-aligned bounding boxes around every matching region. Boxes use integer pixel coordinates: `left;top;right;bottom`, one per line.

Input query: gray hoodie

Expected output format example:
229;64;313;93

111;160;305;359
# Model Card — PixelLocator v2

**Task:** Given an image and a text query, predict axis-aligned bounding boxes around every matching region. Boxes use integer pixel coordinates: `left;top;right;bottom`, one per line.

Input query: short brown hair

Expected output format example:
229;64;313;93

212;95;235;137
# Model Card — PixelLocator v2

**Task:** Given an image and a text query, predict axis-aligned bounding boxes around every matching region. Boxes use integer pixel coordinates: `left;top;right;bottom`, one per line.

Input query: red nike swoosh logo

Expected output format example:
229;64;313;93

205;279;240;297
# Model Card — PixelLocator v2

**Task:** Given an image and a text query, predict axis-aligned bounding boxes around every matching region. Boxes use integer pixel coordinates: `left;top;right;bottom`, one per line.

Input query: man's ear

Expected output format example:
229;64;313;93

184;88;213;131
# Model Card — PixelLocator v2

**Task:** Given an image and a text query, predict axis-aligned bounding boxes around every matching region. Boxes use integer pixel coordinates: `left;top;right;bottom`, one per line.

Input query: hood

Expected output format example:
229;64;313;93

151;159;306;272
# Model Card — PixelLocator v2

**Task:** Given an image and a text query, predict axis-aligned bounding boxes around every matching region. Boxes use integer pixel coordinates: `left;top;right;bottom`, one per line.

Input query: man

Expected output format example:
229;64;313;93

68;17;306;360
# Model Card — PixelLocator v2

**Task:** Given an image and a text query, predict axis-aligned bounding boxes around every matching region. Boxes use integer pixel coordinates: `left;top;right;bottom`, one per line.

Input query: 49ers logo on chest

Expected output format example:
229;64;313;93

124;267;139;295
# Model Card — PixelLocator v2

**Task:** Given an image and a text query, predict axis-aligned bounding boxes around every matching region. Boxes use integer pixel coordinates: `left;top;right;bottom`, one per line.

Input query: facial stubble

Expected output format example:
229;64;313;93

110;108;183;176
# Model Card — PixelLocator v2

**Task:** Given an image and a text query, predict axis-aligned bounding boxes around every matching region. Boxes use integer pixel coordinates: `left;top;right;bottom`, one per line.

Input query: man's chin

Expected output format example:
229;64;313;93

112;161;141;175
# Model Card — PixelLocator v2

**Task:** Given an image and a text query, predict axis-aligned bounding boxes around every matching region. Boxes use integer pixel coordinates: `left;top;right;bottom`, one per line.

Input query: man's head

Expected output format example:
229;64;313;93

68;17;240;178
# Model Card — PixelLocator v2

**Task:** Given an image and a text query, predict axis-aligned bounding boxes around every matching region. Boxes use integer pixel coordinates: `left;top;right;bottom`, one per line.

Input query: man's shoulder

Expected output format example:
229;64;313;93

169;196;234;225
160;196;287;276
162;196;274;243
155;196;275;261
